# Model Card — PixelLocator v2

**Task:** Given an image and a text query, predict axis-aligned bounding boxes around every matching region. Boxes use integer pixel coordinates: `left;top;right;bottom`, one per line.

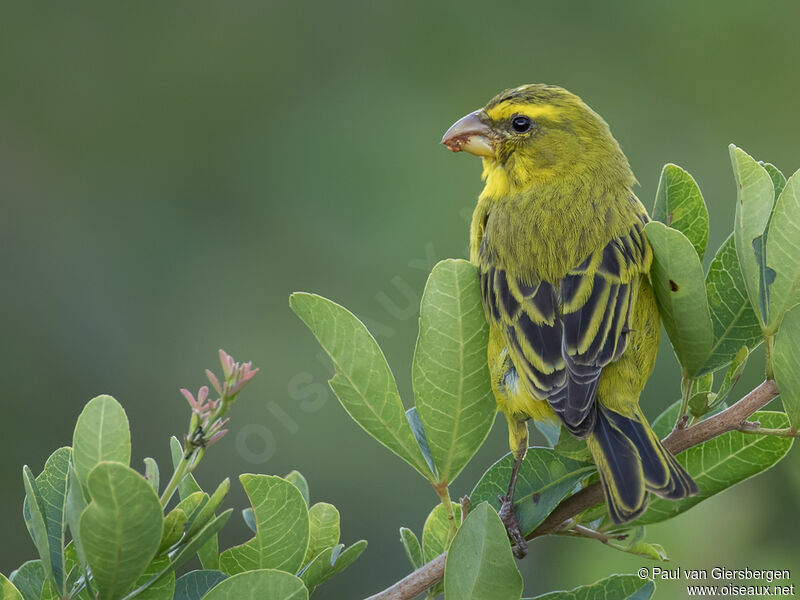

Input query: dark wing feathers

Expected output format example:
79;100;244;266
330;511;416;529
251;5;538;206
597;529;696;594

480;223;646;438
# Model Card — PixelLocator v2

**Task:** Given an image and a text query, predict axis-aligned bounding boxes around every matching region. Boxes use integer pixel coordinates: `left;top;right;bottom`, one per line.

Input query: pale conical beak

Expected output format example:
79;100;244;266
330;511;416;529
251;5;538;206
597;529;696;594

441;110;496;157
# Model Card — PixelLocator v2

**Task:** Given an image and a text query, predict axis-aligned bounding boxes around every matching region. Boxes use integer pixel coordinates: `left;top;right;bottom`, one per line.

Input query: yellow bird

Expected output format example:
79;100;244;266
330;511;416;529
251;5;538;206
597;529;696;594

442;84;697;556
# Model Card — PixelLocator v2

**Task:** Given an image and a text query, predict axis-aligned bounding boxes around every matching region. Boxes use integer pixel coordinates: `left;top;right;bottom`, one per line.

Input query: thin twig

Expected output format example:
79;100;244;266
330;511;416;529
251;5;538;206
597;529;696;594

363;380;780;600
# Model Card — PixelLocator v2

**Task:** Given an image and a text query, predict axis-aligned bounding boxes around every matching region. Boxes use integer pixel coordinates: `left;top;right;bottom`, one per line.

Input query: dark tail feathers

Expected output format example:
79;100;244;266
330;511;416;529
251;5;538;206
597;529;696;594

587;405;699;524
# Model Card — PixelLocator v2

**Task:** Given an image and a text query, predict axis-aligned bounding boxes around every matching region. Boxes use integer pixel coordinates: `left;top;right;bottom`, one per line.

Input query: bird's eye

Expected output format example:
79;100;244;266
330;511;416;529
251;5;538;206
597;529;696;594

511;115;532;133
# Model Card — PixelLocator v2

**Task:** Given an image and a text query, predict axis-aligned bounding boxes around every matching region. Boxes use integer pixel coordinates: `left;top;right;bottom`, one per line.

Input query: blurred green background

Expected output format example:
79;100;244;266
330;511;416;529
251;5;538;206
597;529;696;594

2;1;799;598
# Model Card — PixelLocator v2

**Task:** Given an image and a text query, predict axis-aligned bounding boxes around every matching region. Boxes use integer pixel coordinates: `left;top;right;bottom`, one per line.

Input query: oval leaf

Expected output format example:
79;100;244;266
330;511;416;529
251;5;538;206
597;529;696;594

174;571;227;600
79;462;163;600
412;259;495;485
765;168;800;331
444;502;522;600
298;540;367;593
652;163;709;259
422;502;461;564
72;396;131;489
730;145;775;327
284;470;310;506
203;570;308;600
703;234;762;373
523;574;655;600
304;503;340;564
773;305;800;430
472;448;594;537
644;221;714;376
399;527;422;570
630;411;793;526
8;560;44;600
0;574;23;600
290;292;432;478
219;475;309;576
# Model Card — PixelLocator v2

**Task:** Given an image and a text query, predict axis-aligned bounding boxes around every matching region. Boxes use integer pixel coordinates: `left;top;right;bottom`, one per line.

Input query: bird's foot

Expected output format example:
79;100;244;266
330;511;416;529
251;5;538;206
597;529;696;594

498;493;528;559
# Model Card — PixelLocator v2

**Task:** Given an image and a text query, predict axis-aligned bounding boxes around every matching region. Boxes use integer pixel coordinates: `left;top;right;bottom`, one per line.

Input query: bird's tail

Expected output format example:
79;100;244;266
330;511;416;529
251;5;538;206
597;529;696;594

586;405;699;524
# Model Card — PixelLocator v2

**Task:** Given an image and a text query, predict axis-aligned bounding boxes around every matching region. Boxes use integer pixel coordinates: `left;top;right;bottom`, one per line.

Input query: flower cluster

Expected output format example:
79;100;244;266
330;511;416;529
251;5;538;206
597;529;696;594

180;349;259;449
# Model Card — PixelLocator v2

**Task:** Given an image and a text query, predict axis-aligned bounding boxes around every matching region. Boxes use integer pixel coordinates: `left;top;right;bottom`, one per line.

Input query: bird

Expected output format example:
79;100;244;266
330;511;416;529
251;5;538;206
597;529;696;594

441;84;698;557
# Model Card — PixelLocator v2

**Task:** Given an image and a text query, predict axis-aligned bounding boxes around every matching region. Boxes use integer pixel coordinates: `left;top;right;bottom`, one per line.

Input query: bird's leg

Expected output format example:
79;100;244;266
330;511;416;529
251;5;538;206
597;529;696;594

498;437;528;559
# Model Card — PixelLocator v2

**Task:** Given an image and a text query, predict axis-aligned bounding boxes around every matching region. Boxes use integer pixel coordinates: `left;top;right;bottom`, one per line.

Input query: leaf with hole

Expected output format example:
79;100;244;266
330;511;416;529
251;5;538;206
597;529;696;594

730;145;775;327
644;222;714;376
765;168;800;331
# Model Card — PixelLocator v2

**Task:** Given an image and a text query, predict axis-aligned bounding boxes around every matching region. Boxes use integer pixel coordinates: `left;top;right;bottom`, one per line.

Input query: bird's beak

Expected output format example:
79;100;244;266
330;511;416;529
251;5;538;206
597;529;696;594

441;110;496;158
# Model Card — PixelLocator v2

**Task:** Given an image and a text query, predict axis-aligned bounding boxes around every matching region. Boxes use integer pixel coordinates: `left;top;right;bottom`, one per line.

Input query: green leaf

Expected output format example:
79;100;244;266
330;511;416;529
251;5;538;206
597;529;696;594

284;470;310;506
399;527;422;570
79;462;163;600
730;145;775;327
412;259;495;485
703;234;763;373
9;561;44;600
471;448;594;537
173;571;227;600
219;475;309;576
242;508;256;533
523;574;655;600
405;407;437;476
22;448;71;595
763;163;787;200
72;396;131;491
644;222;714;376
64;464;89;570
0;574;23;600
298;540;367;594
158;508;188;555
21;467;50;591
422;502;460;564
131;557;175;600
290;292;433;479
121;511;232;600
188;478;229;538
144;458;160;495
444;502;523;600
765;168;800;331
631;412;793;526
714;346;749;407
773;305;800;430
203;570;308;600
652;163;709;259
304;503;340;564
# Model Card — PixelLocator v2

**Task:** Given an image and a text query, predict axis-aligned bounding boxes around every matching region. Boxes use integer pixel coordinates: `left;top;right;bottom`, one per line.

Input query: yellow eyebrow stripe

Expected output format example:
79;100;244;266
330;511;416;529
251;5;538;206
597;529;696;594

486;103;561;122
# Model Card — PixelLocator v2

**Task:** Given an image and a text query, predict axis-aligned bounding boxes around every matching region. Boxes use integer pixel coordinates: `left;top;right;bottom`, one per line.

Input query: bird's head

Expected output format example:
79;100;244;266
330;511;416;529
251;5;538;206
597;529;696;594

442;84;635;196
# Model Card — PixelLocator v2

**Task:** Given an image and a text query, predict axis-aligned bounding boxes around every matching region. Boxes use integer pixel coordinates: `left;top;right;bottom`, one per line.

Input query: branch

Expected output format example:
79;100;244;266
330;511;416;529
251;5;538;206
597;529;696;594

364;379;780;600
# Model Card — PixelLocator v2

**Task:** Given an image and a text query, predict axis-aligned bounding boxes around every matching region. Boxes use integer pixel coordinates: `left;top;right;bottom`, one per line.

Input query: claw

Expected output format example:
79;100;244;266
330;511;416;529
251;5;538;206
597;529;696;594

498;494;528;558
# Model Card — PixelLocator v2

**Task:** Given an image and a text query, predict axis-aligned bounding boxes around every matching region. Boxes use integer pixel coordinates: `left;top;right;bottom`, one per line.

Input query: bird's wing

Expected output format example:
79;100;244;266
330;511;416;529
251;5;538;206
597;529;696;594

480;219;650;437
